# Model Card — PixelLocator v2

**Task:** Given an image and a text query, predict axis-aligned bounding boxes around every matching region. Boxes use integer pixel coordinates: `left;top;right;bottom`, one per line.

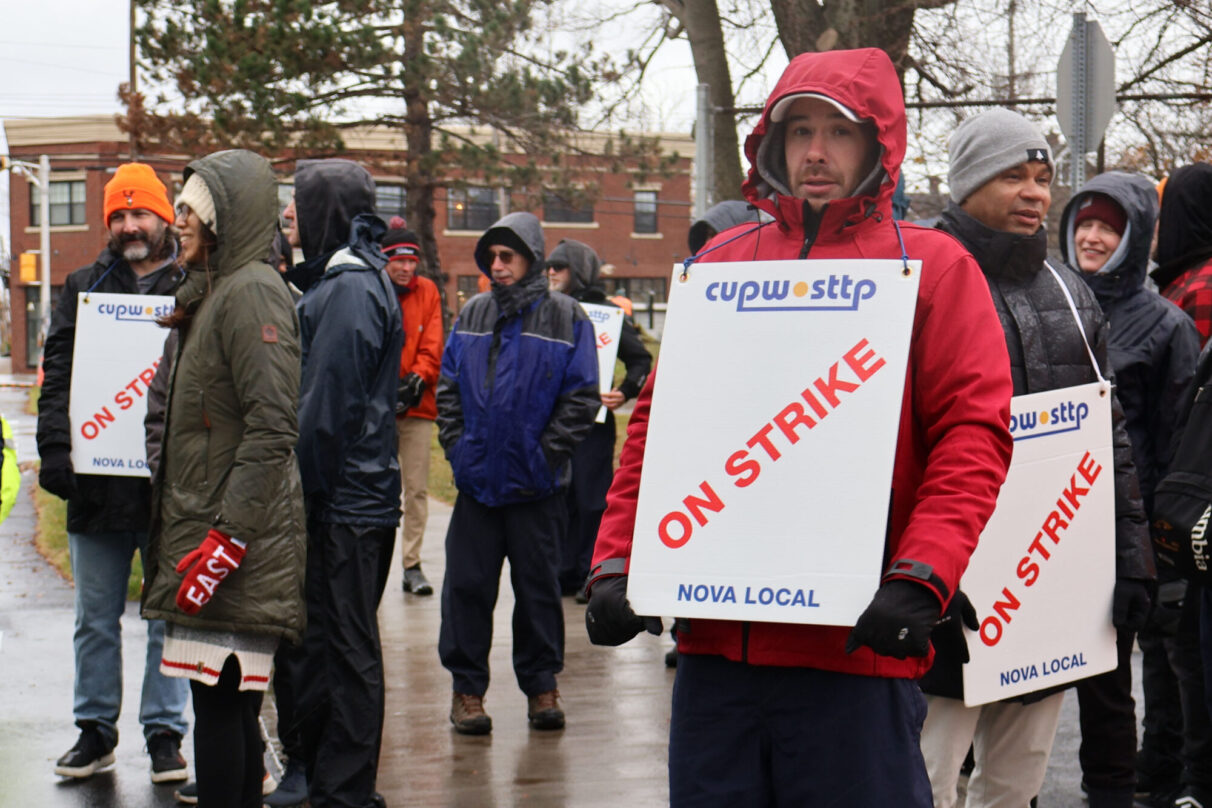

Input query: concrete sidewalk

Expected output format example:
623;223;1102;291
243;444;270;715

0;364;1136;807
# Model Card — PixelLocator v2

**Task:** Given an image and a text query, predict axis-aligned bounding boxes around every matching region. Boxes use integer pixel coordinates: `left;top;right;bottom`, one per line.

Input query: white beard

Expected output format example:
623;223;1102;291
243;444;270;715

122;240;151;262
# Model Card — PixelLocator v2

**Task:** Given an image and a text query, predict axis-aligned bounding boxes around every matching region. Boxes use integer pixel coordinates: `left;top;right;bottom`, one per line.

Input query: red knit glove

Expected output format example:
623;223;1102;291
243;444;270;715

175;529;247;615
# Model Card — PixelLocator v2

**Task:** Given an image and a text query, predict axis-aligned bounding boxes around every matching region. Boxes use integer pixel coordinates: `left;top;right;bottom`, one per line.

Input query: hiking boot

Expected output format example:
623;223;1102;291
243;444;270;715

450;692;492;735
174;782;198;805
403;565;434;596
1174;786;1212;808
147;729;188;783
55;723;117;779
264;758;309;806
527;689;565;730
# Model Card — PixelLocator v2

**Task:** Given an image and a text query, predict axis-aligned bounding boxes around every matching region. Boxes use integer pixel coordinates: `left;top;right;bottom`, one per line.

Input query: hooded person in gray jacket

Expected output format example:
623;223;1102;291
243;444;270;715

279;159;403;808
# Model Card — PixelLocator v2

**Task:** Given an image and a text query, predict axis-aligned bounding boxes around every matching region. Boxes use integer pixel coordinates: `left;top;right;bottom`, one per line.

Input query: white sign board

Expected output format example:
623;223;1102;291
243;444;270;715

628;259;921;626
961;382;1117;705
580;302;624;424
69;293;175;477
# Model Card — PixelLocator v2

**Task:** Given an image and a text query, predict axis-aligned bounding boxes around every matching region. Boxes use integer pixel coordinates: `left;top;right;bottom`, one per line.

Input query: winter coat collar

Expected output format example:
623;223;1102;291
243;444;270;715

937;202;1048;282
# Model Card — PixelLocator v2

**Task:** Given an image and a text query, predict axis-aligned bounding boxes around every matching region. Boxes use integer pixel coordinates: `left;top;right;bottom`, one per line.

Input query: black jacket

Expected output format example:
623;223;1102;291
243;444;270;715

287;159;403;526
1061;172;1200;515
36;249;181;533
921;205;1154;699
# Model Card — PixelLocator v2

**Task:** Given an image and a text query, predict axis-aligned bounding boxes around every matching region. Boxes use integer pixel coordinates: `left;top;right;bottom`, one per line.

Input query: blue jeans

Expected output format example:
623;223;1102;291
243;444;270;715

69;531;189;742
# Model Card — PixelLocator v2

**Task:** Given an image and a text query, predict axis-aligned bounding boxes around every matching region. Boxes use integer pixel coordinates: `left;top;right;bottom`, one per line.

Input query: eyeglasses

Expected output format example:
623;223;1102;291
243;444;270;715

486;247;517;264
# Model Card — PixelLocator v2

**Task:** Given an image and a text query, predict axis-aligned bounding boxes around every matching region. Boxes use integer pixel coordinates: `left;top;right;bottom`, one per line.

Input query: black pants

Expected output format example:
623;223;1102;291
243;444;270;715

191;655;265;808
559;417;616;593
294;520;395;808
439;492;567;697
273;642;305;763
1076;628;1138;804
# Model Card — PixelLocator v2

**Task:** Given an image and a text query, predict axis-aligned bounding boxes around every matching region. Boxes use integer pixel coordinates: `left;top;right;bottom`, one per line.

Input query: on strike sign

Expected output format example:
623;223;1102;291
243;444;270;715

579;302;624;423
961;381;1116;704
627;259;920;626
69;293;175;478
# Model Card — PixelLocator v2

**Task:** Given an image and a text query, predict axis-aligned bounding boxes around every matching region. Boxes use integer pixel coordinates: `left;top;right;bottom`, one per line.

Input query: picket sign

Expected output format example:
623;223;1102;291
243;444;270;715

960;383;1117;704
627;259;920;626
579;302;624;424
68;292;175;478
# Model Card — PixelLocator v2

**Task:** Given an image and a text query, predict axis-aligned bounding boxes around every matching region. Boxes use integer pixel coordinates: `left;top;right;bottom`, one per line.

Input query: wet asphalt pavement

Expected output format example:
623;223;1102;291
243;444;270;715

0;365;1138;807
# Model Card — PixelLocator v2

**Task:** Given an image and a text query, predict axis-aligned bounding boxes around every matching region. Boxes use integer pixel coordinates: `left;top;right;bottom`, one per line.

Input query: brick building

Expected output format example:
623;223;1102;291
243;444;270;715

3;116;693;372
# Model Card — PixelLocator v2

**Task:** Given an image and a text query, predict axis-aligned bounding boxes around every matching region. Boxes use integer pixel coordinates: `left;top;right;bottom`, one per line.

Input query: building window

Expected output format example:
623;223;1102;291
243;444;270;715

376;183;407;221
633;191;658;233
447;187;499;232
602;276;667;305
31;180;87;227
542;191;595;224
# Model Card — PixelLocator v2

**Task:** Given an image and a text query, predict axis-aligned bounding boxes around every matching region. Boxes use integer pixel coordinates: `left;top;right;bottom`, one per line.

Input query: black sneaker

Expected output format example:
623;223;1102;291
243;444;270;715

403;565;434;596
54;724;116;778
264;758;309;806
174;781;198;804
1175;786;1212;808
147;730;188;783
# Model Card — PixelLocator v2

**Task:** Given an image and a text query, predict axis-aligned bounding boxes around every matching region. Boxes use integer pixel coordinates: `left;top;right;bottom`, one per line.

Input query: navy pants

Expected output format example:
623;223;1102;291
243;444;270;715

1075;628;1139;805
295;520;395;808
439;492;567;697
669;654;933;807
559;417;616;594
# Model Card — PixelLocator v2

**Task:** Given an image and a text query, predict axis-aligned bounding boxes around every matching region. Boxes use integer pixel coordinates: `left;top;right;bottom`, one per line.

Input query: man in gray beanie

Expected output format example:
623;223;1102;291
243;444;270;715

920;108;1155;808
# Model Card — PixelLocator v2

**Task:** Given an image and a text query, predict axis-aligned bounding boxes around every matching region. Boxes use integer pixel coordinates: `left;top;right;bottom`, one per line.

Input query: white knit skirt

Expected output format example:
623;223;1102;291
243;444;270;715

161;623;278;691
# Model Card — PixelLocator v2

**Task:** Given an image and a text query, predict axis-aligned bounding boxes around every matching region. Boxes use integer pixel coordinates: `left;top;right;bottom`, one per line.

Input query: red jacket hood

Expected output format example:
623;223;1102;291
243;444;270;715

743;48;906;230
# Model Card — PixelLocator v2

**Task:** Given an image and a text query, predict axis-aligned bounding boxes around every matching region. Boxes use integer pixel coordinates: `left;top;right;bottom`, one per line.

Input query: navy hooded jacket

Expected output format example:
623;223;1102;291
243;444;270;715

436;212;599;507
1060;171;1200;514
289;159;403;525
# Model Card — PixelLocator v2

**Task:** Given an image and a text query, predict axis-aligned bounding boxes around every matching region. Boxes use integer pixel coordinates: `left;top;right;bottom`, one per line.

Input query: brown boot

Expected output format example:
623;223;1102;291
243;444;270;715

450;692;492;735
527;689;565;730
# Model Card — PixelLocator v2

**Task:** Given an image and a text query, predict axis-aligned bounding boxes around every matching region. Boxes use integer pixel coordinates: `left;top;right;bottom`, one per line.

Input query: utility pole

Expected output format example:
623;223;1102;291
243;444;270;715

694;84;712;220
2;155;53;358
129;0;138;160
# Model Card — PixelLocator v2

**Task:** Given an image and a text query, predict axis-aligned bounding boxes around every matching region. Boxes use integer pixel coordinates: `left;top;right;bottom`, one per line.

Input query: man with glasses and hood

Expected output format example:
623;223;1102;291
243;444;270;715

437;212;599;736
584;48;1014;804
280;158;403;808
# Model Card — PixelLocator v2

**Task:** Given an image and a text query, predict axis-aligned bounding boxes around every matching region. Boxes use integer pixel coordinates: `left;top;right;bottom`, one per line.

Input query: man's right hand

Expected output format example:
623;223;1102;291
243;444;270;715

39;448;78;501
396;372;426;413
585;576;662;646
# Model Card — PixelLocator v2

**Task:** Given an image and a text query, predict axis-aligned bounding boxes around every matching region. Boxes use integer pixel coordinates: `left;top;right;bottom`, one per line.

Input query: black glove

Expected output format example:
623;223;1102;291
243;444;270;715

844;579;941;659
585;576;662;646
395;372;426;414
1112;578;1152;631
929;589;980;664
39;447;78;501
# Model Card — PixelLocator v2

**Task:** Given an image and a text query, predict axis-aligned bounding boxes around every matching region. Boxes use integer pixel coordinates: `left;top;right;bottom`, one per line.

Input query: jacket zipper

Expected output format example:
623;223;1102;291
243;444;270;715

740;621;751;663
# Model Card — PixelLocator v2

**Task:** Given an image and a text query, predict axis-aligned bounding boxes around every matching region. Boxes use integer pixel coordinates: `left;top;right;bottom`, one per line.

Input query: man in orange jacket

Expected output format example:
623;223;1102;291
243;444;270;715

382;222;445;595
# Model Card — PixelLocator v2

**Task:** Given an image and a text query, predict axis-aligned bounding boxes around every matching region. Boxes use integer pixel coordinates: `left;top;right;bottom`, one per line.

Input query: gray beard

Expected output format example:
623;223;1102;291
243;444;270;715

121;240;151;263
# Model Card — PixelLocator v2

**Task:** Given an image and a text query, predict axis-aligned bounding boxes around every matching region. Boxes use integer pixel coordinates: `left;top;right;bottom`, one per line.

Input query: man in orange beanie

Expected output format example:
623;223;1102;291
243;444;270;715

37;162;188;784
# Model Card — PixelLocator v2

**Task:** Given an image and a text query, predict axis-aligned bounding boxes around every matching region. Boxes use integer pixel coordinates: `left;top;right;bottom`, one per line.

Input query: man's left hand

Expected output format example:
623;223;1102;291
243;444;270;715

844;580;940;659
1112;578;1152;631
600;389;625;410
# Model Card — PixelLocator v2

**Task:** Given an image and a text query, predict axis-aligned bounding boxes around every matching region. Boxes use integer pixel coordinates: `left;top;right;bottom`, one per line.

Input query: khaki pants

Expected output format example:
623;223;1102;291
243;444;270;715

921;691;1064;808
396;417;433;569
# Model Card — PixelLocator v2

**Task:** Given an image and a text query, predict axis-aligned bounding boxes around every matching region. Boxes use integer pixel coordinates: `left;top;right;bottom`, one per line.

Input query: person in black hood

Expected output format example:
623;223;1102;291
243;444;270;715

921;109;1154;808
278;158;403;808
437;213;599;736
546;239;651;599
1063;173;1207;808
1152;163;1212;348
686;200;772;255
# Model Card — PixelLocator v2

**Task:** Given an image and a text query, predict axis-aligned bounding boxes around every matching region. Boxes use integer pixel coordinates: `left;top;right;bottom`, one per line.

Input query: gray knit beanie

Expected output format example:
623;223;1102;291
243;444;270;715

176;173;218;235
948;108;1053;203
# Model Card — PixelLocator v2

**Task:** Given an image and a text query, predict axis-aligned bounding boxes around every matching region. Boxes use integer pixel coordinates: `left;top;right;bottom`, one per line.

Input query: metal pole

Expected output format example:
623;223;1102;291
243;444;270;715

1070;12;1088;190
38;154;50;350
694;84;711;220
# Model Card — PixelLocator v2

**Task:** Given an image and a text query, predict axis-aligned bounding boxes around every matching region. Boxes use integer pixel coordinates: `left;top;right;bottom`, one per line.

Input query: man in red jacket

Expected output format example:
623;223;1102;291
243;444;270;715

382;222;444;595
585;48;1014;804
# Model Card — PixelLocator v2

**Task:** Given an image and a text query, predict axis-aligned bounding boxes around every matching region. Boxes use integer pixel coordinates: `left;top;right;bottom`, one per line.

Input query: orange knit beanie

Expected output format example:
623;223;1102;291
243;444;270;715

103;163;174;224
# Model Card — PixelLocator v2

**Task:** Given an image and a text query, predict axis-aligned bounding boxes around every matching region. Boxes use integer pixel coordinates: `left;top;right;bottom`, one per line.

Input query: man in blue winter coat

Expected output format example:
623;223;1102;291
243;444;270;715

436;211;599;735
280;158;403;808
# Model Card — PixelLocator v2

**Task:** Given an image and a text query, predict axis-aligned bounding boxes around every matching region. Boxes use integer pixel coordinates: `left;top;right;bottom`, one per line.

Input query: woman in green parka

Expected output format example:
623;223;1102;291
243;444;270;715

142;149;305;808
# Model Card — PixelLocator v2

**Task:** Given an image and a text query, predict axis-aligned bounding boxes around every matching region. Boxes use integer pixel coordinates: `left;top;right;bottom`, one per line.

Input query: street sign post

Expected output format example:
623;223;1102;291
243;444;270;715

1057;13;1117;190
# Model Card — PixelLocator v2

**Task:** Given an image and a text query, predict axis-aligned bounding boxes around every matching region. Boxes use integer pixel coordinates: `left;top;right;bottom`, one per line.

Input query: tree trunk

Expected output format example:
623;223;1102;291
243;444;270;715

768;0;926;79
664;0;746;203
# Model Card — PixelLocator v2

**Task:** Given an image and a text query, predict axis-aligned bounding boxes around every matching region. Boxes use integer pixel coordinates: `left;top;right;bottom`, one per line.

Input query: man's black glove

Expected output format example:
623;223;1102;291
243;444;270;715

844;580;941;659
395;373;425;414
1112;578;1152;631
930;589;980;664
39;447;78;501
585;576;662;646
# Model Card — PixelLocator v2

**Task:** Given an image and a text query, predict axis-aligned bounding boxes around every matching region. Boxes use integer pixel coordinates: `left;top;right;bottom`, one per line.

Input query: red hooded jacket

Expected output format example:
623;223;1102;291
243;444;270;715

396;275;444;421
591;48;1014;679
